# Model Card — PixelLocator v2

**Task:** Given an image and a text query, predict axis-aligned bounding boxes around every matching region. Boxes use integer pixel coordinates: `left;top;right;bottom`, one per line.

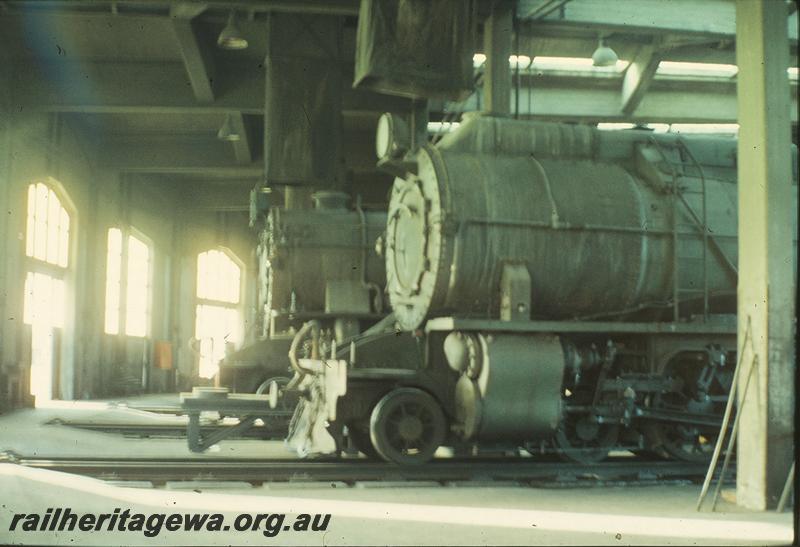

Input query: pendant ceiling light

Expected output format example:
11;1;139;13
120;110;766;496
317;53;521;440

217;11;248;50
217;114;241;141
592;37;619;67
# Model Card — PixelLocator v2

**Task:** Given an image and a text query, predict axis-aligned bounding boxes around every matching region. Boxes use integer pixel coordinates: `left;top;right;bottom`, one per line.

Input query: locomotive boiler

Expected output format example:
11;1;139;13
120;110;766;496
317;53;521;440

286;116;797;465
385;117;740;329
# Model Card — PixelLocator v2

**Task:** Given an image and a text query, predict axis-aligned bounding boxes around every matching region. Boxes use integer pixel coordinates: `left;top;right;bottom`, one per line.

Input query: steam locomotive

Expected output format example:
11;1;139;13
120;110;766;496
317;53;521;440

216;190;388;400
284;115;798;465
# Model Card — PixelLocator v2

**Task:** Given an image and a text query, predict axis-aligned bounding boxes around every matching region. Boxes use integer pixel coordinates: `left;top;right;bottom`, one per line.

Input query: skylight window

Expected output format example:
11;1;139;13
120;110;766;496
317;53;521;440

472;53;534;69
530;56;629;73
472;54;795;80
657;61;738;78
597;123;636;130
669;124;739;134
647;124;670;133
509;54;532;69
597;123;668;133
597;123;739;135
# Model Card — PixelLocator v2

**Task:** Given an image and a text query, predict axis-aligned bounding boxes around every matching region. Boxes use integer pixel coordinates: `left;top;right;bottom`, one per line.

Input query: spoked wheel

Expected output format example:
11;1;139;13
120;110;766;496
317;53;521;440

644;392;718;462
369;388;446;465
347;426;380;459
644;357;727;463
553;413;620;464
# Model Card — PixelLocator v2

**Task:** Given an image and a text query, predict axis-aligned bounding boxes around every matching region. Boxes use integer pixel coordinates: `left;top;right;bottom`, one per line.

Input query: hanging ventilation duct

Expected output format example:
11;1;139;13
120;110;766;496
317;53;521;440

264;13;343;188
354;0;476;101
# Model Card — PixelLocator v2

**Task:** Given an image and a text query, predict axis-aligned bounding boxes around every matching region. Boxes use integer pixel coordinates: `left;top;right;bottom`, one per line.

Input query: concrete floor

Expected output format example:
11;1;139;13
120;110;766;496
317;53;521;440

0;395;289;459
0;398;794;546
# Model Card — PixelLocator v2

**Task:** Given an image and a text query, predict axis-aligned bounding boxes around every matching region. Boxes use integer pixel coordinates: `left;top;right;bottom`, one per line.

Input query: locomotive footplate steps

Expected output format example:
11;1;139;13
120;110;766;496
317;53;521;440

180;387;286;452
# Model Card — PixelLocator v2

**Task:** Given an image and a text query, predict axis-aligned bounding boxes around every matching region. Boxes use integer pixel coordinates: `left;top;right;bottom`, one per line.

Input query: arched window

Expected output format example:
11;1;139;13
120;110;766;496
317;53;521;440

25;182;70;267
195;249;242;379
23;181;71;401
104;227;153;337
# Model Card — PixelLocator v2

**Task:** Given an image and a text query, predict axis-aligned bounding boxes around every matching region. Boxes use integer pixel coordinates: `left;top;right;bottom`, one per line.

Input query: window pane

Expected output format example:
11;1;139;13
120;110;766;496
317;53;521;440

104;228;122;335
34;183;48;261
46;188;60;264
195;303;241;379
125;234;150;337
195;249;242;378
26;182;70;267
25;185;35;257
197;249;240;304
225;257;240;303
196;251;211;300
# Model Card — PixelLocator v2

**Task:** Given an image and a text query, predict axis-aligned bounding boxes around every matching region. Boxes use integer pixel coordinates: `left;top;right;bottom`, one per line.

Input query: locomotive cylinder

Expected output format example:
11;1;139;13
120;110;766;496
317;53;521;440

385;116;797;331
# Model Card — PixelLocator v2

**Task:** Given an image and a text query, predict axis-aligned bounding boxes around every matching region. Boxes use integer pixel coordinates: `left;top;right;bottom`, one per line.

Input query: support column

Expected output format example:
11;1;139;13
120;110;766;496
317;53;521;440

735;0;795;511
483;0;513;116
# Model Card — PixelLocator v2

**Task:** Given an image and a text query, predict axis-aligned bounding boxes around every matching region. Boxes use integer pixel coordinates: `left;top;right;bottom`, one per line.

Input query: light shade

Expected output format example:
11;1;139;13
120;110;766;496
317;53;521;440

217;12;248;50
217;114;241;141
592;39;618;67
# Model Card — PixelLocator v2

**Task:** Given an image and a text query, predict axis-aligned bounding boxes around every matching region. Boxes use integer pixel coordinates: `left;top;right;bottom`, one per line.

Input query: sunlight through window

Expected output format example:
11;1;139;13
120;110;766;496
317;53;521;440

26;182;69;267
126;235;151;337
104;228;152;337
530;56;629;73
24;272;65;329
24;181;70;402
657;61;738;78
195;250;242;379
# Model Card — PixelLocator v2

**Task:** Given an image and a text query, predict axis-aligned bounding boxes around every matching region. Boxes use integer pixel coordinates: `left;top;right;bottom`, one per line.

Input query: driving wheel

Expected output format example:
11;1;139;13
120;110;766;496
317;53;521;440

347;426;380;459
644;392;718;462
553;413;620;464
644;357;727;463
369;388;446;465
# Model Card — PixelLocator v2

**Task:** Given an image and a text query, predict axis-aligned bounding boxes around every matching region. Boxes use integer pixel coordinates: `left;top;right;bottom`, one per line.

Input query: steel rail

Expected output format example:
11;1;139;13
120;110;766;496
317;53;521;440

47;419;292;440
3;456;718;486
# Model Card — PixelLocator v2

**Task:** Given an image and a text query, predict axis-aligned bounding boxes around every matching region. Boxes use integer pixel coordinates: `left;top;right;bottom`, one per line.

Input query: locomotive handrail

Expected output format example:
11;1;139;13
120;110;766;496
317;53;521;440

356;195;384;314
674;192;739;278
648;135;738;322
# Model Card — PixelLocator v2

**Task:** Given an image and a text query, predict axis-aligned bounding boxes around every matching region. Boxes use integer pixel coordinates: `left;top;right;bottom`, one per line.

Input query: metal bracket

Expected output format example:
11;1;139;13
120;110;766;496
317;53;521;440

500;263;531;321
187;413;258;453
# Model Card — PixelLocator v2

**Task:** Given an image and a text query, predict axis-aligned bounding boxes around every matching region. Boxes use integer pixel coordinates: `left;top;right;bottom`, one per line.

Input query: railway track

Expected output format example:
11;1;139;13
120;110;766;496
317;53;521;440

1;453;726;488
46;417;291;440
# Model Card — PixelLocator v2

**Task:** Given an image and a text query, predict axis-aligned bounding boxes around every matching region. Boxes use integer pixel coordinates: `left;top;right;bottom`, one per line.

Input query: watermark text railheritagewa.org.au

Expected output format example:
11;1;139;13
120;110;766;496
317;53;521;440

8;507;331;538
